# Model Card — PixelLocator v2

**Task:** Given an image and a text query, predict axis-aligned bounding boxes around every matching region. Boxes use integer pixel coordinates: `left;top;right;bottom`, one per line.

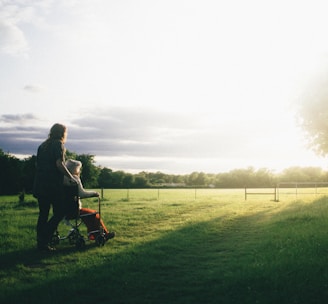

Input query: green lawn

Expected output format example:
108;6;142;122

1;189;328;303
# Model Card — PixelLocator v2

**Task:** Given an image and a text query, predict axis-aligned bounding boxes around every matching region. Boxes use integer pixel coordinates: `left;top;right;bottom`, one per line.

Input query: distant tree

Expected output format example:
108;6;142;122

298;78;328;156
3;146;328;193
302;167;326;181
279;166;325;183
76;154;99;188
111;171;125;188
66;150;78;160
187;172;199;186
0;149;22;194
280;167;307;182
122;173;134;188
21;155;37;193
148;171;167;185
172;174;185;184
255;168;275;187
212;174;222;188
195;172;208;187
134;173;150;188
227;167;255;188
98;167;113;188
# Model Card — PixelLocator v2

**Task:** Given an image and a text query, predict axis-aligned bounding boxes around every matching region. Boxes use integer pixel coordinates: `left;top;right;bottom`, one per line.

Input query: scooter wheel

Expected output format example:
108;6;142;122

50;234;60;246
76;237;85;249
96;235;105;247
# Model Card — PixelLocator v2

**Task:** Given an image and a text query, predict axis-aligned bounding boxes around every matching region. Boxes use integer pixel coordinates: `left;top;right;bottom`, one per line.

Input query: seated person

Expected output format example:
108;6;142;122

64;159;115;242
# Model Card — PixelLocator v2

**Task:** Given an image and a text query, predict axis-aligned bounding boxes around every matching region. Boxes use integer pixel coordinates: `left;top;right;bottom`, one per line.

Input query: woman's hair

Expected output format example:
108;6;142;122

48;123;67;142
40;123;67;150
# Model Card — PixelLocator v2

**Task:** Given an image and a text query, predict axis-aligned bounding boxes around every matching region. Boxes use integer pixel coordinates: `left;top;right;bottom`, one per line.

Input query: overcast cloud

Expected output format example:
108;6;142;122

0;105;319;173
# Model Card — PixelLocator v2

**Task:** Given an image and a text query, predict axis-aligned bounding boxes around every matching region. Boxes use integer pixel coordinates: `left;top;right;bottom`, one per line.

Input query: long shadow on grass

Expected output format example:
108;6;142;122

0;236;102;272
3;197;328;304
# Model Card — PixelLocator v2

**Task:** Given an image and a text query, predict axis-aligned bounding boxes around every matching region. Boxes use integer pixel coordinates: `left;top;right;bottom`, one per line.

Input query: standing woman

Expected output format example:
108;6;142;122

33;123;77;251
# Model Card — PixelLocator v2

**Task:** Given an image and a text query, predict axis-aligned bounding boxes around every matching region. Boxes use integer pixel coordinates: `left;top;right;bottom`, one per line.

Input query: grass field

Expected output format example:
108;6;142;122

1;189;328;303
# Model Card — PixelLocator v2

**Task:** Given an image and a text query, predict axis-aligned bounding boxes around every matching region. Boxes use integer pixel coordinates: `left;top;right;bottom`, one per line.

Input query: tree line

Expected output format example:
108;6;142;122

1;148;328;195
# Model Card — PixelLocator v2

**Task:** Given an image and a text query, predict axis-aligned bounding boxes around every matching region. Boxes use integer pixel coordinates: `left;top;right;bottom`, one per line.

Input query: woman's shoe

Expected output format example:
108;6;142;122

105;231;116;241
37;244;56;252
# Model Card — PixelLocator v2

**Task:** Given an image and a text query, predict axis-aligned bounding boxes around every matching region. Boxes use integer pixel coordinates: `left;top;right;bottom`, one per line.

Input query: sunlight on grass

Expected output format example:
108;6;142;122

1;190;328;303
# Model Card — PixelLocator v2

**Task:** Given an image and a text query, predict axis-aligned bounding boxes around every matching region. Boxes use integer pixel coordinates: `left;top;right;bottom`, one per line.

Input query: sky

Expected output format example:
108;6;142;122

1;0;328;174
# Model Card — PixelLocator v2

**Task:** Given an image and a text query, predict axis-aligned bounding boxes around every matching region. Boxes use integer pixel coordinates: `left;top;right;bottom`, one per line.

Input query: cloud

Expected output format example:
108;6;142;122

0;20;28;55
0;0;54;56
0;126;46;156
0;105;319;173
66;107;216;157
0;113;39;124
8;101;236;164
0;113;44;153
23;84;45;93
64;106;279;162
0;106;230;160
0;1;37;56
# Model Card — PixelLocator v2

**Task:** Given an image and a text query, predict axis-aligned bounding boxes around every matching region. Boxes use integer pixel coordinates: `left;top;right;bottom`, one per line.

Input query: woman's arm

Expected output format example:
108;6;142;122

56;159;77;184
74;175;99;199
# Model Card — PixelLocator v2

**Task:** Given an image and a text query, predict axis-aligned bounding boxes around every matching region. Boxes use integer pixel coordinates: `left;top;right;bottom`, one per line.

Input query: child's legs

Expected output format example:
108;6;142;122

99;218;109;234
80;208;108;234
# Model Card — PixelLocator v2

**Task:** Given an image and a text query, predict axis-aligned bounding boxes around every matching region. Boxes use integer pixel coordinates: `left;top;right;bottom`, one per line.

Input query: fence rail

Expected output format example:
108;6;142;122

244;187;278;201
244;182;328;201
276;182;328;201
98;183;328;202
